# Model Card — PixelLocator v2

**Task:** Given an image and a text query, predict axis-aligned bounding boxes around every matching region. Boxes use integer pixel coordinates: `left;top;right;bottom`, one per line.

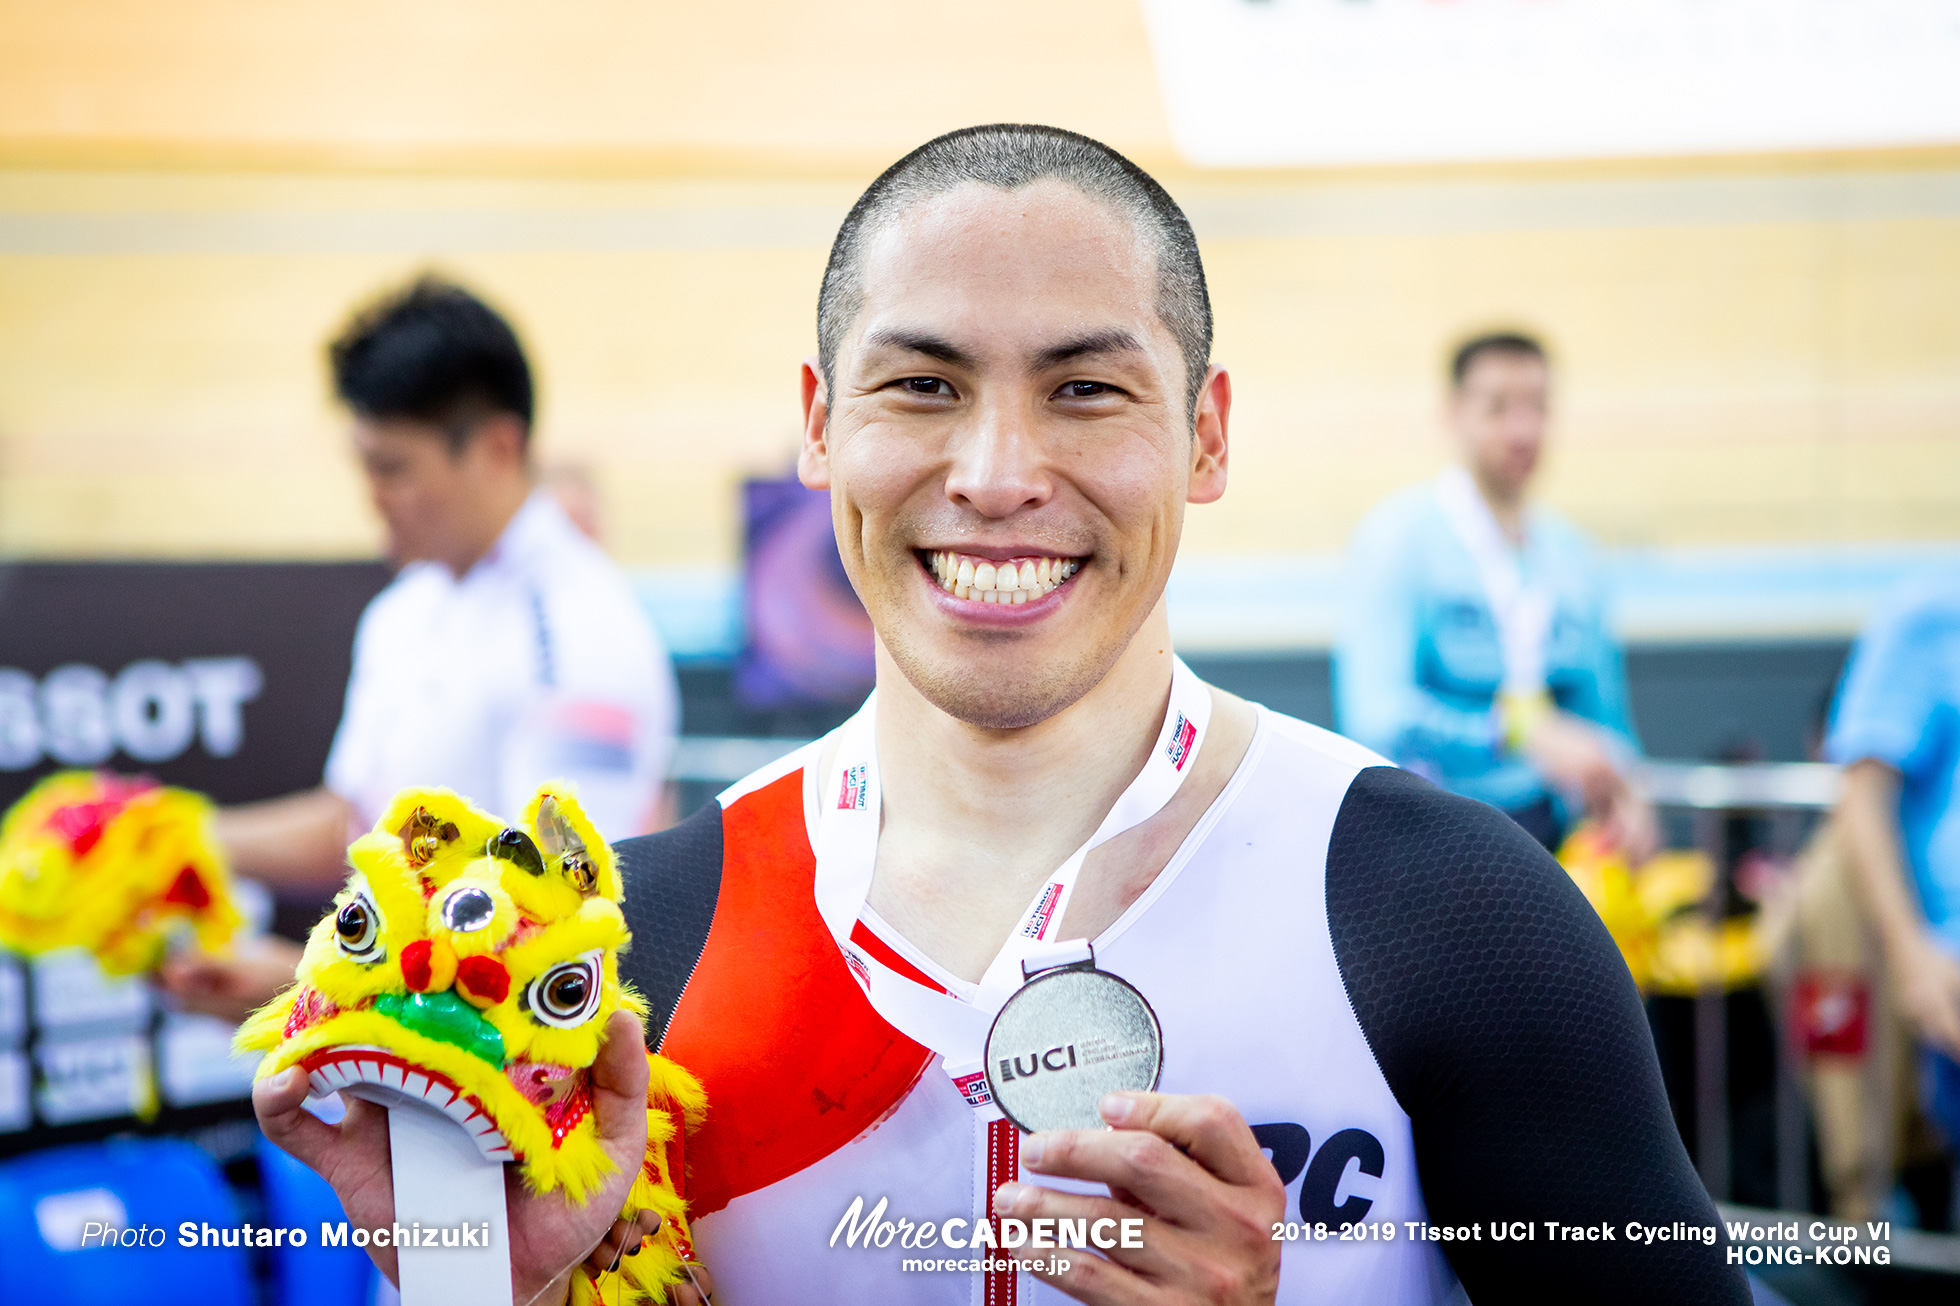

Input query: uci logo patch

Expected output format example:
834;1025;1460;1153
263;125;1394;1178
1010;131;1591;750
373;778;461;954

837;765;868;810
952;1070;993;1108
1019;882;1064;940
1164;713;1197;771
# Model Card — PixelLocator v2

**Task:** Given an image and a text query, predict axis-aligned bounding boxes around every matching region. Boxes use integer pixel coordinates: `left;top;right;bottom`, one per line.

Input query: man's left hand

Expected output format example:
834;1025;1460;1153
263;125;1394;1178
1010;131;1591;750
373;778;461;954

994;1091;1284;1305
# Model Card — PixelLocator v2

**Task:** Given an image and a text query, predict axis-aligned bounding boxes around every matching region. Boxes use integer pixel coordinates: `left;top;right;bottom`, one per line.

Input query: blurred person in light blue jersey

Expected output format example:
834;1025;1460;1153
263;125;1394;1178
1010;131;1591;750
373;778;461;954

1335;331;1655;858
1828;568;1960;1144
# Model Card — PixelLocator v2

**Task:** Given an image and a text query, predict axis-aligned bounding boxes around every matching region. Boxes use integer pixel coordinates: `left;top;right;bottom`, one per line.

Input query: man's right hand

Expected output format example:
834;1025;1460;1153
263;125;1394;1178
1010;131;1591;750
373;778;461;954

157;935;304;1024
1523;711;1621;813
254;1008;657;1306
1894;934;1960;1061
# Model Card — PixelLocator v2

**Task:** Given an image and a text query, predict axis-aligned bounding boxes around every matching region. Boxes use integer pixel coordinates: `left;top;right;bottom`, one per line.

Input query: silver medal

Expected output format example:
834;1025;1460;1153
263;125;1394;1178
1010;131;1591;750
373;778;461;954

984;949;1162;1134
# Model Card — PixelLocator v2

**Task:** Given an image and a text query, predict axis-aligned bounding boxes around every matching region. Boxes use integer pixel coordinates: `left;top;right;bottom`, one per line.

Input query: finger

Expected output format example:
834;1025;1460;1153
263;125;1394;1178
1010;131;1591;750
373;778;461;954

1021;1126;1213;1233
1099;1092;1277;1192
671;1264;717;1306
995;1181;1177;1277
582;1218;630;1277
1026;1243;1145;1306
253;1067;341;1170
590;1010;651;1164
613;1209;661;1271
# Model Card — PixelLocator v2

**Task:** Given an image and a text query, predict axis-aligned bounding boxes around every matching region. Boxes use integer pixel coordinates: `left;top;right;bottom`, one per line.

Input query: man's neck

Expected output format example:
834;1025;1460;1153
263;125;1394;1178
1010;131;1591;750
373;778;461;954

862;603;1179;981
1468;463;1528;545
443;478;534;578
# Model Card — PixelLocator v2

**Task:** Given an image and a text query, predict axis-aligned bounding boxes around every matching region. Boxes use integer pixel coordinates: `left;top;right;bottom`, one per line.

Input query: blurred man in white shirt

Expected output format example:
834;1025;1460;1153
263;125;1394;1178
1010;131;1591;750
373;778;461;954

163;276;677;1017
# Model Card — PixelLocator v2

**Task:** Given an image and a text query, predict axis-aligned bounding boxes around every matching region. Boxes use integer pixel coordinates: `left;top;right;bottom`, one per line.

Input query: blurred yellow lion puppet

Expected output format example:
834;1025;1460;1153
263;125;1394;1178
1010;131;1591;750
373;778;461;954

238;784;705;1305
0;772;241;976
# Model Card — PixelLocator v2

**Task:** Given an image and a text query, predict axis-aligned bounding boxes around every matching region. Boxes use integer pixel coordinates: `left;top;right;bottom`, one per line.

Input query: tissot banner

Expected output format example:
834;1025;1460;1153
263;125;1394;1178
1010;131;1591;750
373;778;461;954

0;561;386;809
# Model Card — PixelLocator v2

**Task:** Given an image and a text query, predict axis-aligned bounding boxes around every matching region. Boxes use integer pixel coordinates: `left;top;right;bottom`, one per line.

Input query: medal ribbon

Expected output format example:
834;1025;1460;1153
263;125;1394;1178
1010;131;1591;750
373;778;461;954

813;656;1211;1081
1435;465;1553;696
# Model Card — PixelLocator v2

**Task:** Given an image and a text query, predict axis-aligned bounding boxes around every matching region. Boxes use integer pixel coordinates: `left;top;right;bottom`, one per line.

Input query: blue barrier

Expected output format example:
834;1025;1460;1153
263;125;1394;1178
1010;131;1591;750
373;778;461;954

0;1136;251;1304
256;1133;379;1306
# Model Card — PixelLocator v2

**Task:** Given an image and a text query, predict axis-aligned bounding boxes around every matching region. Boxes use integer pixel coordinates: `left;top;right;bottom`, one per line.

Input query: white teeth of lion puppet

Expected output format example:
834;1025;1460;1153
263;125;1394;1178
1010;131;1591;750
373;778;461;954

238;784;706;1305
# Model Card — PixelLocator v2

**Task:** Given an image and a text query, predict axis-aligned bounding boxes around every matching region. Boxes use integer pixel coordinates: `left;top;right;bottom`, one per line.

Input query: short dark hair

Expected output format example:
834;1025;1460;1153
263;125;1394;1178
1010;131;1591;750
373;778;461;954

329;275;534;447
817;124;1213;420
1450;331;1547;388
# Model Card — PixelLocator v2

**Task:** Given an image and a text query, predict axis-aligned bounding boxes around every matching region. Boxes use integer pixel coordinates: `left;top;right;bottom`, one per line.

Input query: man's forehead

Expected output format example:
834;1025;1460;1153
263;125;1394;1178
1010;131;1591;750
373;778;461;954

1463;351;1548;385
845;181;1168;365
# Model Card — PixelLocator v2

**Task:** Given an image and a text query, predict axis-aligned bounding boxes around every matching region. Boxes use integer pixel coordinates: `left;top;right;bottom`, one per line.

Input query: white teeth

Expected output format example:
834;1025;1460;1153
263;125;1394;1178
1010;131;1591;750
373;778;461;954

930;551;1079;601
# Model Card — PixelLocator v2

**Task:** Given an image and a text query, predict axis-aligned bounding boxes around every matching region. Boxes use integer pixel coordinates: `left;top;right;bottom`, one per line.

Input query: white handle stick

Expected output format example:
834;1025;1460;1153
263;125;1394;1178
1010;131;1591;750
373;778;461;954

383;1097;513;1306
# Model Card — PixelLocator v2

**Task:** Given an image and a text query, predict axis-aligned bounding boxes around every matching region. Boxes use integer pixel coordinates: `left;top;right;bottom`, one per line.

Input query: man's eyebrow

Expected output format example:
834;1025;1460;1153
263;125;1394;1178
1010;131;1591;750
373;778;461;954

1030;330;1148;372
859;328;976;369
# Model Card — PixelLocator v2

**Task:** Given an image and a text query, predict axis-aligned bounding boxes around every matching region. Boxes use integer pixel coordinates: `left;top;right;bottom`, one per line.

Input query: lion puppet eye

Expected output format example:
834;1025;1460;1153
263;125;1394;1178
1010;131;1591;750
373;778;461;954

334;890;385;964
526;951;603;1028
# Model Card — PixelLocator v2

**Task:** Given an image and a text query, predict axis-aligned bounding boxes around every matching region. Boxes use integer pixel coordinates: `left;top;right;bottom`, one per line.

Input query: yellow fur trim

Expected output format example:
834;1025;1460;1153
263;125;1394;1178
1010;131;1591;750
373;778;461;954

574;1055;707;1306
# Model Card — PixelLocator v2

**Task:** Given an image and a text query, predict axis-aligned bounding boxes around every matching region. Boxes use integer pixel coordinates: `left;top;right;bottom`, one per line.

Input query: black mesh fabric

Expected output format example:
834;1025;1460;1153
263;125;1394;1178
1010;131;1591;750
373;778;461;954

1327;766;1749;1303
612;800;724;1051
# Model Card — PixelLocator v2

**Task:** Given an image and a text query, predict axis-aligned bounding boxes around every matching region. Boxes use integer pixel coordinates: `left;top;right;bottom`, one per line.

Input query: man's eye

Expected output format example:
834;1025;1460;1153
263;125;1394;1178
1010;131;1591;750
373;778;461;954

1059;381;1114;399
898;377;953;396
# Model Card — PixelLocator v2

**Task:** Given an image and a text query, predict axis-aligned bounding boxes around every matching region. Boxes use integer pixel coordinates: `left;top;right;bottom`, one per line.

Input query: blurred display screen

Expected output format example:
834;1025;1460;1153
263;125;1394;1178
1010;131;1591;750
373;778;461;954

735;476;876;712
1143;0;1960;165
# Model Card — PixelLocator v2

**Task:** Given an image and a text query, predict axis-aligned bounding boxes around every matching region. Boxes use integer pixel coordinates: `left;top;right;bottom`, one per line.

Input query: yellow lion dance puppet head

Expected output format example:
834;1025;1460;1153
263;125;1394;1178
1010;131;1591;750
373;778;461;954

0;771;241;976
237;783;705;1306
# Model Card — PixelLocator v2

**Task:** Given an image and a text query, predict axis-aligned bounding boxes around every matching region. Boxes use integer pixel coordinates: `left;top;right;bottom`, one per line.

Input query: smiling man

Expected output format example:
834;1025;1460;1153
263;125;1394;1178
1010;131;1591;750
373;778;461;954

258;128;1746;1305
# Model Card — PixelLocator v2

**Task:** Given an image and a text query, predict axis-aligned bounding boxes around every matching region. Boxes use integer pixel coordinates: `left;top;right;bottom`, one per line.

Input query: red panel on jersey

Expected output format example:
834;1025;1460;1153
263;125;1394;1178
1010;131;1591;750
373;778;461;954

660;770;932;1216
850;919;950;995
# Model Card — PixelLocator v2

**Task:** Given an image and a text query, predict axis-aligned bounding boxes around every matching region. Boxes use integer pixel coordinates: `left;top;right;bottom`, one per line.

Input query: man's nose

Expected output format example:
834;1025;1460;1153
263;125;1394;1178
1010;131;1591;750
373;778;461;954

942;398;1052;518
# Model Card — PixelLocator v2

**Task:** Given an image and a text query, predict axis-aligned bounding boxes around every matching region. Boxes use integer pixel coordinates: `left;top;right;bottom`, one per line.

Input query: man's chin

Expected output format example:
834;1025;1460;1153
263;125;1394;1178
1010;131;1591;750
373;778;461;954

882;636;1113;733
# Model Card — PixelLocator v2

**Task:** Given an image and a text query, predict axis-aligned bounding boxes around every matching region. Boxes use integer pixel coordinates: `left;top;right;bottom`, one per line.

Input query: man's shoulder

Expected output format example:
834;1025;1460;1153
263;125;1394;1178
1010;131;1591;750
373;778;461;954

610;742;822;1036
716;739;824;812
611;755;932;1219
529;534;657;635
1320;763;1637;1092
348;563;444;653
1325;763;1550;885
1254;708;1393;774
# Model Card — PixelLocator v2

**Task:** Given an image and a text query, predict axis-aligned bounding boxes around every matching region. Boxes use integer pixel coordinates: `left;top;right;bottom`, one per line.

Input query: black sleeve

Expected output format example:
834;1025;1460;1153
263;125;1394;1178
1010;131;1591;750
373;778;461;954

611;800;723;1051
1326;765;1749;1304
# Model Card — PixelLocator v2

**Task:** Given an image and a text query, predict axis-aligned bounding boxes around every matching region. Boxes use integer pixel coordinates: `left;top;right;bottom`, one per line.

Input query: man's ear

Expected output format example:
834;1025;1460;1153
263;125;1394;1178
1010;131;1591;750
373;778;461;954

798;356;832;490
466;412;528;470
1187;365;1231;506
